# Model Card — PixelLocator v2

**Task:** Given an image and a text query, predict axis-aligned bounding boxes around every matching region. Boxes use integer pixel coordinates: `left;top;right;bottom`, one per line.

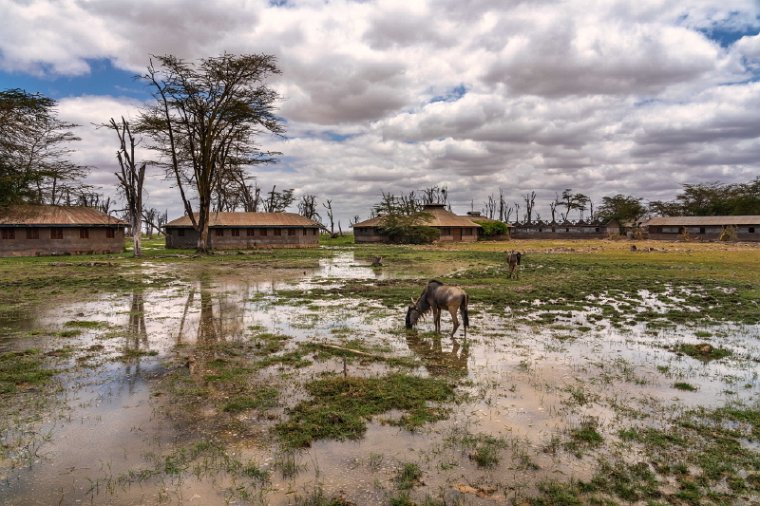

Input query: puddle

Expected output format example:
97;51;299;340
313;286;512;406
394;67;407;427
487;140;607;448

1;251;759;504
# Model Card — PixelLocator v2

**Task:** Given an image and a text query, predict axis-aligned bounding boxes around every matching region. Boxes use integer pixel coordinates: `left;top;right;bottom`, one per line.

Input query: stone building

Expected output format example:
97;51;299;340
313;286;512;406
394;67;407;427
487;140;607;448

642;216;760;241
164;212;321;249
0;205;126;257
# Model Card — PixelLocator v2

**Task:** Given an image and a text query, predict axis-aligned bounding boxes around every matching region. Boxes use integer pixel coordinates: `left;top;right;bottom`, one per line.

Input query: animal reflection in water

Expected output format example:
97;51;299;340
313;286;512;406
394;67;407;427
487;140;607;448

406;333;469;377
406;280;469;337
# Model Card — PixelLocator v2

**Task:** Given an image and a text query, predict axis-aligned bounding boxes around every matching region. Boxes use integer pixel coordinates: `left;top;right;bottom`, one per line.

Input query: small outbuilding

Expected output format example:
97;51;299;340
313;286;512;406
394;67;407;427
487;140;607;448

352;204;481;243
164;212;321;249
642;216;760;242
0;205;127;257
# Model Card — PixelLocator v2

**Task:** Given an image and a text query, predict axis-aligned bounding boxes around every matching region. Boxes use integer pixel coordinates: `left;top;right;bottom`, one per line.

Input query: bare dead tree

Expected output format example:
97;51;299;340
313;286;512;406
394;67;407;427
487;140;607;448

262;184;294;212
549;194;559;223
514;202;520;223
323;199;336;236
420;186;448;205
498;189;507;222
483;194;497;219
298;194;321;221
106;116;146;257
523;191;536;224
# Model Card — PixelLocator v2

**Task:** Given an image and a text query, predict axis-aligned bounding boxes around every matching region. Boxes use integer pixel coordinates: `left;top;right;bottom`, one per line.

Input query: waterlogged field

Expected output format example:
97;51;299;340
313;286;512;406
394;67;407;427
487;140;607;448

1;238;759;505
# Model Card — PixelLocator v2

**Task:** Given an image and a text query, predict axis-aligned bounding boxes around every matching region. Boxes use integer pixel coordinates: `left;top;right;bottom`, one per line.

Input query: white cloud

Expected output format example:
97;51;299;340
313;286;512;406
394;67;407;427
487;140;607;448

1;0;759;223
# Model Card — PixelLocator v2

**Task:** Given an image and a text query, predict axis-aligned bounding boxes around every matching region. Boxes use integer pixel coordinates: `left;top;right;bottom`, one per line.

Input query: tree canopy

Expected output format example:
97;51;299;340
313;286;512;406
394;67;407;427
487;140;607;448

139;53;285;252
649;178;760;216
596;194;647;223
0;88;85;208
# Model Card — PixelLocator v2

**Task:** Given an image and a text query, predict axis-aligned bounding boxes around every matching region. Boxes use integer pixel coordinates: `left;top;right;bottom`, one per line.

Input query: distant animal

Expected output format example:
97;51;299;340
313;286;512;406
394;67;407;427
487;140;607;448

371;256;383;267
506;250;522;279
405;280;469;337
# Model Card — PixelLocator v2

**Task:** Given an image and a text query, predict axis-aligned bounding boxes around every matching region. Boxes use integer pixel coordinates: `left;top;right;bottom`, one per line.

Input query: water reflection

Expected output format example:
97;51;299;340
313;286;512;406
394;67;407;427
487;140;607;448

406;333;469;377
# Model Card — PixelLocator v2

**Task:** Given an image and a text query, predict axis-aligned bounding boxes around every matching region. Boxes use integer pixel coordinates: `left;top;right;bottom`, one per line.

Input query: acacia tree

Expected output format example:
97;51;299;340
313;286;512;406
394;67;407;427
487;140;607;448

106;117;146;256
0;89;86;207
139;54;284;252
596;194;647;223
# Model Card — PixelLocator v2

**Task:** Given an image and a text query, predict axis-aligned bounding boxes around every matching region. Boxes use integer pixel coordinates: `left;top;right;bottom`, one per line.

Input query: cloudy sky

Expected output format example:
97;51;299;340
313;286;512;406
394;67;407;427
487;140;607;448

1;0;760;225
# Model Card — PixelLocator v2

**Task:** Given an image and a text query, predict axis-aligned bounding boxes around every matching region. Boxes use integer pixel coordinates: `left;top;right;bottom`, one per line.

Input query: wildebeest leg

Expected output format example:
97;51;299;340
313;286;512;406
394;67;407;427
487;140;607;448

448;303;459;337
433;306;441;333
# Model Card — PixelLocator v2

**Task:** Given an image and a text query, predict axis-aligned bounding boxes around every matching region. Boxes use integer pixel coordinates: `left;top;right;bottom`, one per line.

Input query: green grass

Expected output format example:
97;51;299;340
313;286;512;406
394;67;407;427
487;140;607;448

673;343;732;361
0;348;54;394
223;387;279;413
276;373;456;448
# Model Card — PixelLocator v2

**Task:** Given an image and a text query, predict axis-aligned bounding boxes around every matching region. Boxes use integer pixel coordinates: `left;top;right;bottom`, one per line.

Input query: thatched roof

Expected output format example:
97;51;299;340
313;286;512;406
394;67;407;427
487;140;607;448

353;204;481;229
0;205;127;227
643;216;760;227
166;212;321;228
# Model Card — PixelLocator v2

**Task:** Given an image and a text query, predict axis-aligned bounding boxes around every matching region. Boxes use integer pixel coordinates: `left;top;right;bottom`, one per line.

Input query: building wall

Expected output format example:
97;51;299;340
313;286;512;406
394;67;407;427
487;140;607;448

353;226;479;243
165;227;320;249
0;226;125;257
510;226;607;239
647;225;759;242
353;228;386;243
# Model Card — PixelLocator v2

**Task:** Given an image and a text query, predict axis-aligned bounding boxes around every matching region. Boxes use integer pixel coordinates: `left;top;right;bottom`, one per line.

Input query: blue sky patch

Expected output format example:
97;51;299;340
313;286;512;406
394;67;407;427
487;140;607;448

698;12;760;48
429;84;467;104
0;58;148;100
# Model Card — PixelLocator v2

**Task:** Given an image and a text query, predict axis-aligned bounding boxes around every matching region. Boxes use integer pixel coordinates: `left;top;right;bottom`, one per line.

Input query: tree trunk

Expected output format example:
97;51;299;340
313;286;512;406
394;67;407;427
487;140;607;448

132;214;142;257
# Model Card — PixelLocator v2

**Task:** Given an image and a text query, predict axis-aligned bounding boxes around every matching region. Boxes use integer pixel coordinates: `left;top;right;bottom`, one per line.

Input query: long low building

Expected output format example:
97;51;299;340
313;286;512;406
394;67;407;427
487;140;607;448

164;212;321;249
352;204;481;243
0;205;127;257
642;216;760;241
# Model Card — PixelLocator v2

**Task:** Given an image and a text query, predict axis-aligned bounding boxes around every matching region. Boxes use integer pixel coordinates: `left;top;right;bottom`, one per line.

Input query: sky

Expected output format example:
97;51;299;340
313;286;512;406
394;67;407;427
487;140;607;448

1;0;760;226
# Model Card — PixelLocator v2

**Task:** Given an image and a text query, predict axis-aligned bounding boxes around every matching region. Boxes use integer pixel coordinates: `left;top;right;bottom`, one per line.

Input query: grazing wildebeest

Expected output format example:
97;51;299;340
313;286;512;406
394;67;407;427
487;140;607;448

506;250;522;279
405;280;469;337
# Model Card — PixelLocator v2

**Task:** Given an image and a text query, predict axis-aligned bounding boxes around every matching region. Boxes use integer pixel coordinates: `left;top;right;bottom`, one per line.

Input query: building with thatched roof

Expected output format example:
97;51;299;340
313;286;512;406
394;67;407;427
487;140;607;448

0;205;127;257
164;212;321;249
642;216;760;241
352;204;481;243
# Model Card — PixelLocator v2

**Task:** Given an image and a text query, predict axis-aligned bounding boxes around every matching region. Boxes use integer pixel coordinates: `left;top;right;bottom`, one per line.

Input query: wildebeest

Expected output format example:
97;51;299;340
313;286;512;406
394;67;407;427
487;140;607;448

405;280;469;337
506;250;522;279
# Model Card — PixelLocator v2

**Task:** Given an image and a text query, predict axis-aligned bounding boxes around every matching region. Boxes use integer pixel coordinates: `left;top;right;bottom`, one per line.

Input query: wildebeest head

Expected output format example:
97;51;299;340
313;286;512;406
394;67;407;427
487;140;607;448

405;298;422;329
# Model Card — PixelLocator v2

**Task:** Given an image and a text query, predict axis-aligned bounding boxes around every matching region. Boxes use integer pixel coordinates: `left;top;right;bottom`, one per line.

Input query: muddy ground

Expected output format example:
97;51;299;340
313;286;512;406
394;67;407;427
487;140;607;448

1;239;759;505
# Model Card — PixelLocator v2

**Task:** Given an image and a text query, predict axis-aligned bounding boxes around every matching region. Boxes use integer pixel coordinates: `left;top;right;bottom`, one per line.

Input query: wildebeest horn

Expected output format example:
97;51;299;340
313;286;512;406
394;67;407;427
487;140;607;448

410;297;415;305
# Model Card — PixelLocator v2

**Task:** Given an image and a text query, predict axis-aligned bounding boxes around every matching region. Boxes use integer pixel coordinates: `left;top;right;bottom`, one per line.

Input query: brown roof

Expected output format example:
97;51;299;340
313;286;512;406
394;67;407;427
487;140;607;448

0;205;127;226
643;216;760;227
166;212;321;228
353;205;481;229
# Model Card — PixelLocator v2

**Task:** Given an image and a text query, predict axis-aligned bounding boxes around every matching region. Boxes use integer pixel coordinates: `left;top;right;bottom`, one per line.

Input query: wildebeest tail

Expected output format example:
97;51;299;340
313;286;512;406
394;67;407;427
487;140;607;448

461;293;469;328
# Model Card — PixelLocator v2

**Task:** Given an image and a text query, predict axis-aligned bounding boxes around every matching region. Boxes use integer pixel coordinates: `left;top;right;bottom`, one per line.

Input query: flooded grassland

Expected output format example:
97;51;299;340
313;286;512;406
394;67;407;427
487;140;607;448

1;239;759;505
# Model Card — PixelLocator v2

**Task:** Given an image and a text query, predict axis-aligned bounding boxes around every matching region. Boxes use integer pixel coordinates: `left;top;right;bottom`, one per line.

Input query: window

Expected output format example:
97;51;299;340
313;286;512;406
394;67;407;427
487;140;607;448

260;229;268;236
274;229;282;236
51;228;63;239
1;228;15;240
247;228;255;237
661;227;679;234
748;227;755;233
441;228;451;236
231;229;240;237
463;228;472;236
80;228;89;239
699;227;706;234
215;229;224;237
288;229;296;236
106;228;115;239
178;229;185;237
303;229;308;236
26;228;39;239
566;228;570;232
